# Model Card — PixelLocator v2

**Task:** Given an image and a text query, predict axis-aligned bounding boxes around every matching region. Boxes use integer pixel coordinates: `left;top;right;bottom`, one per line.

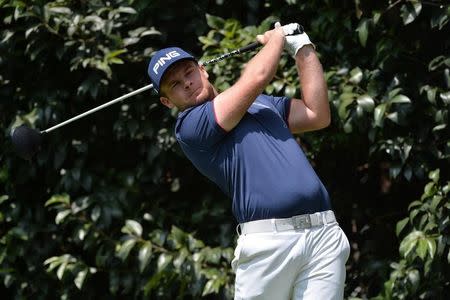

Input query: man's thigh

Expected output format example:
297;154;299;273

293;224;350;300
233;232;306;300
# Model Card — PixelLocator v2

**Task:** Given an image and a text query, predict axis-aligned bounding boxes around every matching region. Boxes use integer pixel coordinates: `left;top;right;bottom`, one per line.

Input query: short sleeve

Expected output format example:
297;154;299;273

270;95;291;124
175;101;227;149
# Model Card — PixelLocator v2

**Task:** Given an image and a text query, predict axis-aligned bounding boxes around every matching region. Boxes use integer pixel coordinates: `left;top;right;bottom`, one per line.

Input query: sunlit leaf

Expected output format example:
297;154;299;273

55;210;71;224
206;14;225;29
396;218;409;237
116;239;136;261
400;2;422;25
74;268;88;289
356;18;369;47
157;253;173;272
138;242;152;273
357;94;375;112
390;94;411;104
374;103;386;127
122;220;143;237
349;67;363;84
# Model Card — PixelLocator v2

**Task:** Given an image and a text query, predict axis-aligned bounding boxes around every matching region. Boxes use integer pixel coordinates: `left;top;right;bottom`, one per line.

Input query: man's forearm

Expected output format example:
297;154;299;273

295;45;330;126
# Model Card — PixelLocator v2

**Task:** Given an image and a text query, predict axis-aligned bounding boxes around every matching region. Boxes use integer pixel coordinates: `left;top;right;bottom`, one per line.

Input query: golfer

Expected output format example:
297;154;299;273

148;22;350;299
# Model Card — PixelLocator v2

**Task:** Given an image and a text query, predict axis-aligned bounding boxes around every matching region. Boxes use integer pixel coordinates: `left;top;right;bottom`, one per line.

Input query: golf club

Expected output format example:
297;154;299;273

11;24;304;160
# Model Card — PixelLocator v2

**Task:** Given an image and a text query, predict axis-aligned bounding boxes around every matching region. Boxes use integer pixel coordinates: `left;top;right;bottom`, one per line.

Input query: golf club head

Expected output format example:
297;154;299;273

11;125;43;160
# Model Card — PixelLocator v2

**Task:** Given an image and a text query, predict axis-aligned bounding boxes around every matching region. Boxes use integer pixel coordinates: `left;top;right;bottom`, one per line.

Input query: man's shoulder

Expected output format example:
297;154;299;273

177;101;211;121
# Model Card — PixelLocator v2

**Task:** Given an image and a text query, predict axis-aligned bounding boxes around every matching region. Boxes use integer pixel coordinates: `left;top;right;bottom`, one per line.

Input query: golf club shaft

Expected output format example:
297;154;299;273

41;43;262;134
42;84;154;134
201;42;260;66
41;24;304;134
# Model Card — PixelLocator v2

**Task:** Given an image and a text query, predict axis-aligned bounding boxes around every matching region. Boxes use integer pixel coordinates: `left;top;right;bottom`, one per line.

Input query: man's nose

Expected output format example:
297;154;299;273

184;80;192;89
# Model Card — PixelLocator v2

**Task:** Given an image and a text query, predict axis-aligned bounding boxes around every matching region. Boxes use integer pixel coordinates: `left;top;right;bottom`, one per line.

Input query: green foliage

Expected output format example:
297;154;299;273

1;0;449;299
377;169;449;299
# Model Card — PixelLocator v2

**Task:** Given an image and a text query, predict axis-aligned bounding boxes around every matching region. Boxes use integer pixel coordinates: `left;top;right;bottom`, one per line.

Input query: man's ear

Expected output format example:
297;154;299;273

160;96;174;109
199;64;209;79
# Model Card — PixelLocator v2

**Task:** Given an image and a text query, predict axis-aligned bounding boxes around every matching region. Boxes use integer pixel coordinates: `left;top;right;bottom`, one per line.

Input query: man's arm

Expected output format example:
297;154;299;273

288;45;330;134
212;28;285;132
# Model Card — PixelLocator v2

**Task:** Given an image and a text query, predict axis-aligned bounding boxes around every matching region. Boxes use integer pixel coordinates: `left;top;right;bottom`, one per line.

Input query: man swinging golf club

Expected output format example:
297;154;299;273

148;22;350;299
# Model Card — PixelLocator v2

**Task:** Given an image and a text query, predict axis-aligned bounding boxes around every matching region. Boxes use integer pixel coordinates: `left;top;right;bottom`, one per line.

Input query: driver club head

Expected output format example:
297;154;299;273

11;125;43;160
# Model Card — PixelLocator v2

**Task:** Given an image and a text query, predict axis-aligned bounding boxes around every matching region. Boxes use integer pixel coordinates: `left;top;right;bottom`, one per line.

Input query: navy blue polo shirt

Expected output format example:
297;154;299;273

175;94;331;223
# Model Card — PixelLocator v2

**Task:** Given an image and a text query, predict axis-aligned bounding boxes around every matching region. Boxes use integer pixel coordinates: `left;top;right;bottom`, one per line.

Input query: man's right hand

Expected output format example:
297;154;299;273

256;25;286;45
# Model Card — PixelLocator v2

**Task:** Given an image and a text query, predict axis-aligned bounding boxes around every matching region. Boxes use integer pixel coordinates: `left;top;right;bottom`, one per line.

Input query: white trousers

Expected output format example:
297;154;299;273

232;221;350;299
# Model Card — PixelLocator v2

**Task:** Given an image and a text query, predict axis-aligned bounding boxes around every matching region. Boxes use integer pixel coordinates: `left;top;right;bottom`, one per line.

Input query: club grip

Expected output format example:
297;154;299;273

239;42;259;53
290;24;304;35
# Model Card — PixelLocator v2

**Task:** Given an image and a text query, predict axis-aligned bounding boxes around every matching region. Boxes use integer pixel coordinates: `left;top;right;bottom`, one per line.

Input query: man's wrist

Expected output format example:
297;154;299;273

285;32;315;57
295;44;315;57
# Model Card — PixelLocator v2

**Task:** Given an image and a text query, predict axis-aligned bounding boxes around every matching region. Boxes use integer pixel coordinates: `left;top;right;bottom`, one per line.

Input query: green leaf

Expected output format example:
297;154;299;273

343;119;353;133
205;247;222;264
285;85;296;98
206;14;225;29
43;256;62;268
202;278;221;296
408;200;423;210
357;94;375;112
428;169;440;183
440;91;450;105
430;195;444;212
407;269;420;292
338;93;355;119
448;249;450;264
390;94;411;104
400;230;424;258
0;195;9;205
356;19;369;47
388;88;402;99
431;6;450;29
74;268;88;289
157;253;173;272
426;238;436;259
374;103;386;127
116;239;136;261
170;226;188;249
349;67;363;84
396;217;409;236
106;49;127;59
91;206;101;222
122;219;143;237
138;242;152;273
400;2;422;25
116;7;137;14
45;194;70;207
272;80;284;92
420;85;437;104
416;238;428;260
173;247;189;269
55;210;71;224
386;112;399;124
48;7;72;14
428;56;450;71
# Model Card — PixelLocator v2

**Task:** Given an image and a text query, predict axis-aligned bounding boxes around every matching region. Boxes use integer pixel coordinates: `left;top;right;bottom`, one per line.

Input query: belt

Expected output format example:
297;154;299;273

237;210;336;235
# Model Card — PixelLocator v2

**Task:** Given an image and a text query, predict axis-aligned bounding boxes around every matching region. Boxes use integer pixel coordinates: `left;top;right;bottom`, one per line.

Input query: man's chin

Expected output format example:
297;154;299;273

194;94;209;105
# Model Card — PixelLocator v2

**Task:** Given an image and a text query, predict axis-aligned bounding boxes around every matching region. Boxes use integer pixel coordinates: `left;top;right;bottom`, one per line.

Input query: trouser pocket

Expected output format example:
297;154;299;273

231;236;246;271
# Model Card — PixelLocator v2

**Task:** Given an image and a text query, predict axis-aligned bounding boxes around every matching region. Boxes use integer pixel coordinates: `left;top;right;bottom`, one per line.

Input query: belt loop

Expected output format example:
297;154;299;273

236;224;242;236
321;211;326;225
326;210;335;223
271;219;277;233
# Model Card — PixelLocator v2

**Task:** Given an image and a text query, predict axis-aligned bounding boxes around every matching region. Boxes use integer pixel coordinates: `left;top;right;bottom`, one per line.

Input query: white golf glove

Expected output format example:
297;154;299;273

275;22;315;57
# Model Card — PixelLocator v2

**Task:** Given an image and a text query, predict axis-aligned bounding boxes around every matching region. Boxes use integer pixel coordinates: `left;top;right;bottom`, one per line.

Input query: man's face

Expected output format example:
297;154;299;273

159;60;214;111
